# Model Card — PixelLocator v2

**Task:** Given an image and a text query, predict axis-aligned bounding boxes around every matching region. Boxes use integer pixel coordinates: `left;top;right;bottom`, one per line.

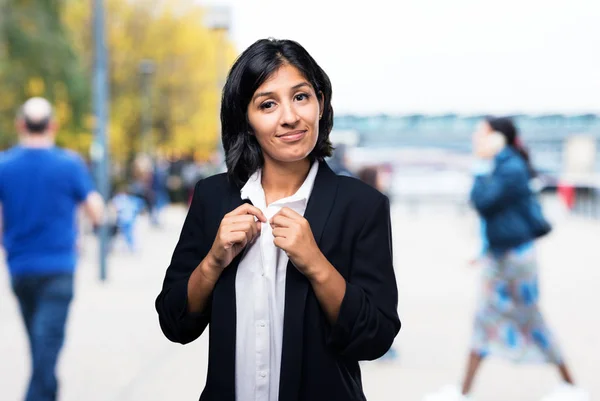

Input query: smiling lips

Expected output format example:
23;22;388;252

277;130;307;142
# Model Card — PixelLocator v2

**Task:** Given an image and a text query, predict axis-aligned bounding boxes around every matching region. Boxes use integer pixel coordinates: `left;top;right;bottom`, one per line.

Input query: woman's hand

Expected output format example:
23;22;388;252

270;207;325;279
207;203;267;273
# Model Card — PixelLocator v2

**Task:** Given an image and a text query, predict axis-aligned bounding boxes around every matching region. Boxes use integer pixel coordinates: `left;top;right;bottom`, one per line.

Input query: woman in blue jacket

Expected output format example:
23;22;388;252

424;117;587;401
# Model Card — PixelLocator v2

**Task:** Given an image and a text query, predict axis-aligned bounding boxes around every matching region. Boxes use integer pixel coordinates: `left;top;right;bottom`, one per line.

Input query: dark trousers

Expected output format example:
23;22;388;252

11;273;74;401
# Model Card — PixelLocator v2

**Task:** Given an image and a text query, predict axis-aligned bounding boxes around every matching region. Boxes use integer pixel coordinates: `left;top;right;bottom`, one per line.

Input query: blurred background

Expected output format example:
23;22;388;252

0;0;599;400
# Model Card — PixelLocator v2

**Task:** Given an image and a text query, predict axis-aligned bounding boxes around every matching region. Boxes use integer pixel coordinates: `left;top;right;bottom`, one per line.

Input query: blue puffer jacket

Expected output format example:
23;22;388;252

470;147;534;251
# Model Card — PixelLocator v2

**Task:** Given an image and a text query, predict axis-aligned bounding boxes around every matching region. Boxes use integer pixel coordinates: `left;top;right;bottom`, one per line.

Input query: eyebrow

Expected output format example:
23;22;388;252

252;82;311;102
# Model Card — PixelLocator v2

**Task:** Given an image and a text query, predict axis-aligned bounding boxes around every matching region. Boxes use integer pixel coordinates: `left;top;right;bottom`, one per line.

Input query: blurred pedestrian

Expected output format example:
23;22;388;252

108;182;144;252
358;166;381;190
423;117;588;401
155;38;400;401
181;153;203;205
150;156;170;226
328;143;355;177
0;98;104;401
130;153;154;219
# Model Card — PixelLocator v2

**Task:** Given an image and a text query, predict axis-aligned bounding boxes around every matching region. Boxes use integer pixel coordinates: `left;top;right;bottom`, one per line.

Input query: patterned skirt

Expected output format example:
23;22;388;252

470;245;563;364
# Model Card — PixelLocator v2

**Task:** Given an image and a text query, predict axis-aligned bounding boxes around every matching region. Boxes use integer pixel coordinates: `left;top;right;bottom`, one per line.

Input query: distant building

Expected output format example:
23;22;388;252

333;114;600;173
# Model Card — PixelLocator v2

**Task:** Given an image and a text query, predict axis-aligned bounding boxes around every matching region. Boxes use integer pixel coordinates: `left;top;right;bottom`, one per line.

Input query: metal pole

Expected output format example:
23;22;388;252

93;0;110;281
139;60;155;155
216;29;226;158
204;7;230;163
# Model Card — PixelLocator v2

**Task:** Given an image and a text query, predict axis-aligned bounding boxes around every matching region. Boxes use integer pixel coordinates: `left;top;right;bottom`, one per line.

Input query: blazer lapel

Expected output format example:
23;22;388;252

279;161;339;401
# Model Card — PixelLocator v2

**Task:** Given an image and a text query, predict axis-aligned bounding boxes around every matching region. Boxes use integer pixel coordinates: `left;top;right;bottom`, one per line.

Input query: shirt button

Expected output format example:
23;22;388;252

259;371;267;378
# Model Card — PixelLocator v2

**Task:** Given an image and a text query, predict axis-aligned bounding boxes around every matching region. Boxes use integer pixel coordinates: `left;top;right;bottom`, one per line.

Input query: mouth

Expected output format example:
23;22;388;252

277;130;307;142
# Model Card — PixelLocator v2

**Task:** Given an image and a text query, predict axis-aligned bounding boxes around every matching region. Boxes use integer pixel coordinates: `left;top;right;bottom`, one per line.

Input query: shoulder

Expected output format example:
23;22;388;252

494;149;528;178
0;149;10;175
0;148;25;176
54;148;89;168
0;147;16;158
0;147;22;164
192;172;233;206
196;172;230;192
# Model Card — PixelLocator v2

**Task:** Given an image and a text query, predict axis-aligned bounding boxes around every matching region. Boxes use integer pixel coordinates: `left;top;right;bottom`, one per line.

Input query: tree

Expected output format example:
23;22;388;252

0;0;89;150
64;0;236;163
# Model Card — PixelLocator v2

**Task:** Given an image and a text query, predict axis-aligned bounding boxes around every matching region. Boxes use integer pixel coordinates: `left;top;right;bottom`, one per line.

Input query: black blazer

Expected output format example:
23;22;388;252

155;161;400;401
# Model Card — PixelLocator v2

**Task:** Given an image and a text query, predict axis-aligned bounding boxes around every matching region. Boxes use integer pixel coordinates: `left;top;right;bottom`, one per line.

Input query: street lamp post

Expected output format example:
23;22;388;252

204;6;231;161
92;0;111;281
139;59;155;156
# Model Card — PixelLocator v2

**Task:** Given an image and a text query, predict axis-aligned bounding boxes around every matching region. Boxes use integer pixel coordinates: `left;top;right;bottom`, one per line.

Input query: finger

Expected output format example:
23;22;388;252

222;231;247;250
228;220;256;233
274;207;302;219
227;203;267;222
224;214;258;225
271;227;290;238
273;236;288;251
236;220;263;241
270;214;296;229
223;216;263;238
228;221;257;241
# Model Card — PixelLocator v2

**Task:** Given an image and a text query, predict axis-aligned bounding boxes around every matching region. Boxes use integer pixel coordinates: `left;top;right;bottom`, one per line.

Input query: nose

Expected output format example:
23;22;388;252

280;101;300;127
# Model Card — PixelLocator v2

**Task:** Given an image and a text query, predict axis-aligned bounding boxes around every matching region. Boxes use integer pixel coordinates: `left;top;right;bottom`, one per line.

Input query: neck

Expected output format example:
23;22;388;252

21;134;54;148
261;158;312;205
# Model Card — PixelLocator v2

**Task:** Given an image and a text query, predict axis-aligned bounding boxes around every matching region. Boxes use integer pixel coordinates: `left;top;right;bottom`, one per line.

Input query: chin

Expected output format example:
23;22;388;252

271;149;313;164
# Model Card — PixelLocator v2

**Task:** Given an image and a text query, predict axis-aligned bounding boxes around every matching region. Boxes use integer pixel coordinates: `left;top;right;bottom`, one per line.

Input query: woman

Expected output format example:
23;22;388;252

424;117;587;401
155;38;400;401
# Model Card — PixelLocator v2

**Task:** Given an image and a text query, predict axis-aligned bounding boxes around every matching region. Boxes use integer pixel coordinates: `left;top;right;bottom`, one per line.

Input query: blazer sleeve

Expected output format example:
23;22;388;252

326;195;401;360
155;180;212;344
470;161;530;217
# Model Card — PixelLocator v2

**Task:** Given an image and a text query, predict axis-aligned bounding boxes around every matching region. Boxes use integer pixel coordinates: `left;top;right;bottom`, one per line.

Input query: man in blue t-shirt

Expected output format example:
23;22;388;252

0;97;104;401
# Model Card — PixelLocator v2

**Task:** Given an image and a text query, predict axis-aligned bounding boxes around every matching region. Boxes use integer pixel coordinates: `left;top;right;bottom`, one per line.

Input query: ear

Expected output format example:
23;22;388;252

318;92;325;119
47;120;59;138
15;119;26;134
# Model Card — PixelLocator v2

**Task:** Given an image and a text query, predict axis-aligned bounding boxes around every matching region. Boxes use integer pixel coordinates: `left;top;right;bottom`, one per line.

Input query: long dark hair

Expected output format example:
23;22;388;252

220;38;334;187
486;116;535;177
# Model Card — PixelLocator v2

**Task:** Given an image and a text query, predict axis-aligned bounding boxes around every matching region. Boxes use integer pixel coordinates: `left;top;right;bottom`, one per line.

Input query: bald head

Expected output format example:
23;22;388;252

18;97;55;135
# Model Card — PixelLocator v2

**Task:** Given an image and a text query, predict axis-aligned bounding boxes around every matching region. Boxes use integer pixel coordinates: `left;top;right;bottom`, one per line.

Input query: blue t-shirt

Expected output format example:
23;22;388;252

0;146;94;277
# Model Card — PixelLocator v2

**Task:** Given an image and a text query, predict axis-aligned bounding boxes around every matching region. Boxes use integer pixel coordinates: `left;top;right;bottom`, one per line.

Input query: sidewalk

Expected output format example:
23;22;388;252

0;203;597;401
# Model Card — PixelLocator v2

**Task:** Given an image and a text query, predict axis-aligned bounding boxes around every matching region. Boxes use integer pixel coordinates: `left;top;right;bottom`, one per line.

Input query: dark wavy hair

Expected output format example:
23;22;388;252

486;116;536;177
220;38;334;187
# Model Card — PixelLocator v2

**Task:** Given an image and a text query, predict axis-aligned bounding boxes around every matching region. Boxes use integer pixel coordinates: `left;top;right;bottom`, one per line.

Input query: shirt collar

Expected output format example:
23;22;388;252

240;168;264;206
240;160;320;207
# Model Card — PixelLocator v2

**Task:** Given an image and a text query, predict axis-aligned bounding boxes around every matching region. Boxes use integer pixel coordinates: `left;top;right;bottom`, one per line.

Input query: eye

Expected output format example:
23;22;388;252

294;93;310;102
259;101;276;110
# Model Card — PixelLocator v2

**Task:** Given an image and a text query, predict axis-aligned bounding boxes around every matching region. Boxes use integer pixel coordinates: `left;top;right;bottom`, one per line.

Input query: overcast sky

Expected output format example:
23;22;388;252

202;0;599;115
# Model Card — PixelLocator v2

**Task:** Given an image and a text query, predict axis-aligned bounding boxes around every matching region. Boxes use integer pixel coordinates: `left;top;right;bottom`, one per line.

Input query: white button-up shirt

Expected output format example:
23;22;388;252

235;161;319;401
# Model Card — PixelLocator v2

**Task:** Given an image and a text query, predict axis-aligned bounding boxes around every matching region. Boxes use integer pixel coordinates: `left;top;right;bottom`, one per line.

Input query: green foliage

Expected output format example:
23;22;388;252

0;0;89;150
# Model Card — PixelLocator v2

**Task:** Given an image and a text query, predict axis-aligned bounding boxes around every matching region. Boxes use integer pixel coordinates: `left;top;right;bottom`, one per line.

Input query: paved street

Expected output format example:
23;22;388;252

1;201;598;401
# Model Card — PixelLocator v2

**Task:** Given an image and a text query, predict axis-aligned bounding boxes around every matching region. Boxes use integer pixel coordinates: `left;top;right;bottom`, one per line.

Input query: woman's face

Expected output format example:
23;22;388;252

472;120;493;148
474;120;493;139
473;120;506;159
247;63;323;166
